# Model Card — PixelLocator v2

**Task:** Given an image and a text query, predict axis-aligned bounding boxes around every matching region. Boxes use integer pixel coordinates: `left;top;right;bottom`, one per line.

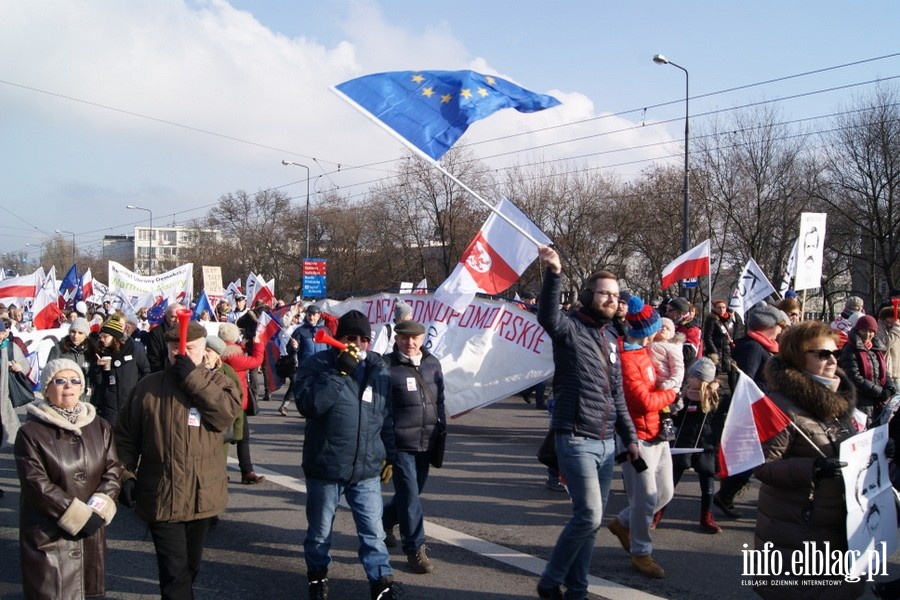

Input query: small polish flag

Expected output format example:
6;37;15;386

660;240;711;289
434;198;550;313
717;369;792;478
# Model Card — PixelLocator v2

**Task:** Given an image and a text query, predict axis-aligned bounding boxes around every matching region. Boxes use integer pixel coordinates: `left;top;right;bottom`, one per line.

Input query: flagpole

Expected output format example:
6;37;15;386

332;86;544;248
788;421;827;458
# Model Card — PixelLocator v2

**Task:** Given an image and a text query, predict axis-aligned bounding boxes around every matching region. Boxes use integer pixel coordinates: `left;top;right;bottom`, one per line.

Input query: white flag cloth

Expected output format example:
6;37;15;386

778;238;798;298
660;240;711;289
728;258;776;320
717;369;791;477
434;198;550;313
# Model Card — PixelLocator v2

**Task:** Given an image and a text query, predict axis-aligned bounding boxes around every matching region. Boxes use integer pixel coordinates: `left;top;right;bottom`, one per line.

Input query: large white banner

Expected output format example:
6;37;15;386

841;425;896;580
324;293;553;418
108;261;193;306
793;212;827;291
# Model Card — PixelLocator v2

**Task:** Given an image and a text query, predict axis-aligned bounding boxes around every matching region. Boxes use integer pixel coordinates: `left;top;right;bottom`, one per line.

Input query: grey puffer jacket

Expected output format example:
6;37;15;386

538;270;637;445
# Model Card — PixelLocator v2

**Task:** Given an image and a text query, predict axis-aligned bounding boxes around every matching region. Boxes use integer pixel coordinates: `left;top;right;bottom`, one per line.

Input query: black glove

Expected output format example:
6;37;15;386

335;344;361;375
814;457;847;479
78;512;105;538
119;478;136;508
886;439;896;461
883;386;897;401
172;354;197;380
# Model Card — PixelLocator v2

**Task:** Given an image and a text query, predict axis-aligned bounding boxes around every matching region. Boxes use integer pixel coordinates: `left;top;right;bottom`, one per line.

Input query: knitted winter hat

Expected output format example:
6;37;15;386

746;305;782;331
205;335;227;355
41;358;84;391
854;315;879;333
336;310;372;340
625;297;662;339
217;323;241;343
100;314;126;338
394;300;413;321
687;357;717;383
70;317;91;336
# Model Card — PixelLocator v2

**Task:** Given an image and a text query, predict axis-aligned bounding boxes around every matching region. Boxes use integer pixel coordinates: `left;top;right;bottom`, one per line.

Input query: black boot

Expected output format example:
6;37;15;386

308;570;328;600
370;576;403;599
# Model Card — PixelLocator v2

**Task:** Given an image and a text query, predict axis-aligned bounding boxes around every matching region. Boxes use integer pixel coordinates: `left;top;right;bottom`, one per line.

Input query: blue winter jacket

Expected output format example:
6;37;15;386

538;270;637;445
295;348;397;483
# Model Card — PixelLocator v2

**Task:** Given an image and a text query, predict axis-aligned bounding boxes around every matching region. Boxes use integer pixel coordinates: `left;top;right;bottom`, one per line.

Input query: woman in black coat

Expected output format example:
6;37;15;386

839;315;894;426
89;314;150;424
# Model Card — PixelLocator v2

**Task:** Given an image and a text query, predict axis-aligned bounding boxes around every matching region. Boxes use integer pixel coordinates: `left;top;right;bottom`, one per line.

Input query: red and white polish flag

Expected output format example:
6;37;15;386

660;239;711;289
254;310;283;347
717;368;792;477
434;198;551;313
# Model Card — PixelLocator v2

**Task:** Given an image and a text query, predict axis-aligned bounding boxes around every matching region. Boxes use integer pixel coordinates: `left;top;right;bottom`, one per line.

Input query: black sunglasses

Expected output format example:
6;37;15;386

807;349;840;360
343;335;370;344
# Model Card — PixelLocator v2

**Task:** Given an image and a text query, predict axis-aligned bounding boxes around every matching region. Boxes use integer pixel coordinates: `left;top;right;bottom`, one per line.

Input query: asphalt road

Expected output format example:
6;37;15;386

0;389;892;599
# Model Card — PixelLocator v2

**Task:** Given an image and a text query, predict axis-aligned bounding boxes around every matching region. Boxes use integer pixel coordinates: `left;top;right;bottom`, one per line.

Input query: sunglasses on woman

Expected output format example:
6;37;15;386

51;377;83;386
806;349;840;360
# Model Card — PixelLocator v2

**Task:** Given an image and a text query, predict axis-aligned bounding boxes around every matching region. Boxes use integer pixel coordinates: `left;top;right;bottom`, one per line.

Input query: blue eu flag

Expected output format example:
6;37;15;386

334;70;561;161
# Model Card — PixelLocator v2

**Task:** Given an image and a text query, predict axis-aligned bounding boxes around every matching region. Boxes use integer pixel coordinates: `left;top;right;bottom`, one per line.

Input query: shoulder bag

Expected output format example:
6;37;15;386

7;343;35;408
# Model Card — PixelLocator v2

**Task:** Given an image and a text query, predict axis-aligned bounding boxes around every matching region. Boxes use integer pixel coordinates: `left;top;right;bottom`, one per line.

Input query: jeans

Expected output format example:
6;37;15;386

236;410;255;474
305;475;393;582
382;450;430;554
148;518;213;600
539;434;615;600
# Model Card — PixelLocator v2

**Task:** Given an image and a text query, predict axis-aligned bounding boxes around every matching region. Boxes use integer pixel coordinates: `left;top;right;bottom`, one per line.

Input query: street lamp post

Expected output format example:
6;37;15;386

26;241;45;265
281;160;311;260
55;229;76;265
653;53;690;255
126;205;154;275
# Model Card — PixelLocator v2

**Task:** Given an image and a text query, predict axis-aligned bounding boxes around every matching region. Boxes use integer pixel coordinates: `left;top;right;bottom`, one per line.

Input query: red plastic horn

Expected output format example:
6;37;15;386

892;297;899;322
314;328;346;351
176;308;193;355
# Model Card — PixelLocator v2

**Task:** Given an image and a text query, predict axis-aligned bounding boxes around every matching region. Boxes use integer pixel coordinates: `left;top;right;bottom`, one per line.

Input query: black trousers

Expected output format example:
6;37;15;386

148;518;213;600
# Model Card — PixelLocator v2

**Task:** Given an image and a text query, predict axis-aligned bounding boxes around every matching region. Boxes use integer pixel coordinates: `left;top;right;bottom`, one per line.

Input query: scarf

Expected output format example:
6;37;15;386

807;372;841;392
747;330;779;354
48;402;85;425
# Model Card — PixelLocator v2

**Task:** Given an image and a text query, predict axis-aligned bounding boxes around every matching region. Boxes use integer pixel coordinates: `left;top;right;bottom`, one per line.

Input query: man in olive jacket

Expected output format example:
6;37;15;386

114;321;241;600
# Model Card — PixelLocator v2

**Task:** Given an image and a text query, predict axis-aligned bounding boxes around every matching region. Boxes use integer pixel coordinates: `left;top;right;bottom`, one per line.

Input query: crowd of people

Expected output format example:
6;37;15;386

3;266;900;599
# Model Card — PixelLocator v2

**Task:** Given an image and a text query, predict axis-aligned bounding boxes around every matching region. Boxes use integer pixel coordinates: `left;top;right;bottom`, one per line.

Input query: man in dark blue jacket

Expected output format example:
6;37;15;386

535;245;640;600
381;319;445;575
295;310;401;600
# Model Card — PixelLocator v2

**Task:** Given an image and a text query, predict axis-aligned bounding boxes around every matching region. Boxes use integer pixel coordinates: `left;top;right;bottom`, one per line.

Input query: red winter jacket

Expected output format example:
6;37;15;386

221;341;264;410
619;341;677;440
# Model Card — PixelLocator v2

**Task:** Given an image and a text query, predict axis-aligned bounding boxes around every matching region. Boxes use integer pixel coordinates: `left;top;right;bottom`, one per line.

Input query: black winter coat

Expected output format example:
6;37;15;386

839;330;892;410
385;350;445;452
538;270;637;445
90;337;151;424
731;334;775;391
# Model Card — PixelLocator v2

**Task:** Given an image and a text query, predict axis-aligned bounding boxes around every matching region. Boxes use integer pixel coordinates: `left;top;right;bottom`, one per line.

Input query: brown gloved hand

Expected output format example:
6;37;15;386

380;460;393;484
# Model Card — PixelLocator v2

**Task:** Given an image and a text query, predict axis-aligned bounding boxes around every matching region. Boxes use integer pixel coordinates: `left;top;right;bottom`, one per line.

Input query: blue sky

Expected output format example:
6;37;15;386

1;0;898;264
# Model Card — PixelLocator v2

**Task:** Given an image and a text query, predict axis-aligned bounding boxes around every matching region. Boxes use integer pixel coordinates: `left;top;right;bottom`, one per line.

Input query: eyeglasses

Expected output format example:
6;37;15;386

807;349;840;361
343;335;370;344
51;377;83;386
593;290;620;300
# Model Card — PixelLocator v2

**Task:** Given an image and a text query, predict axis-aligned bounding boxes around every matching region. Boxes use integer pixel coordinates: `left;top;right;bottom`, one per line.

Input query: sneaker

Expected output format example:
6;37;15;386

407;545;434;574
241;471;265;485
278;405;288;416
370;577;403;599
384;527;397;548
544;478;566;492
607;517;631;554
713;492;742;519
631;554;665;578
700;510;723;533
536;583;564;599
308;572;329;600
